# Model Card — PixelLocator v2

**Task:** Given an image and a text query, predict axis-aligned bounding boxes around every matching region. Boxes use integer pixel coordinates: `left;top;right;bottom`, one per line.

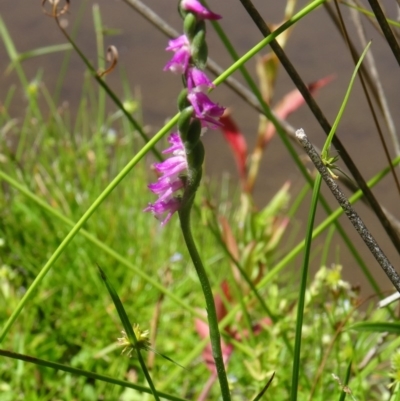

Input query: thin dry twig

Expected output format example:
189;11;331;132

42;0;70;17
97;45;119;78
296;128;400;293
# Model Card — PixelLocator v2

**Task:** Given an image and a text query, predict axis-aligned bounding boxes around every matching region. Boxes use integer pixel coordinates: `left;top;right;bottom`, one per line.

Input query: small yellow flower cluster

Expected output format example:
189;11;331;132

117;324;151;357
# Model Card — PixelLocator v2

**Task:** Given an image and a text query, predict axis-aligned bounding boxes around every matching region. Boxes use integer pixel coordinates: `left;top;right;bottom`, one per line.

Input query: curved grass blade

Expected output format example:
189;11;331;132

5;43;72;74
252;372;275;401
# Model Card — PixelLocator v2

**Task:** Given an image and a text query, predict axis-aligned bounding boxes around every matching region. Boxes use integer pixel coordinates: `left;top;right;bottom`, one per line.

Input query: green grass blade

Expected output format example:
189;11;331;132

321;41;372;158
290;174;322;401
92;4;106;133
252;372;275;401
12;43;72;63
0;17;43;123
338;361;352;401
0;349;187;401
0;16;28;88
391;382;400;401
348;322;400;334
98;266;160;401
342;1;400;28
98;266;136;342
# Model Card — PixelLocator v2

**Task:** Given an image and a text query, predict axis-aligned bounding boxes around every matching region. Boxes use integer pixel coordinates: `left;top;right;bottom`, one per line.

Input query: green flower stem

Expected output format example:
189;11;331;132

0;116;178;344
290;174;322;401
179;208;231;401
0;349;188;401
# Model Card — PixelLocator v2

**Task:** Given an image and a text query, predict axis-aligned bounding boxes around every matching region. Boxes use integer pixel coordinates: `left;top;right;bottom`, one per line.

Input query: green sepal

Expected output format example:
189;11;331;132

191;27;208;69
177;88;190;111
185;119;202;151
177;0;185;19
178;106;194;141
183;13;197;40
187;141;204;187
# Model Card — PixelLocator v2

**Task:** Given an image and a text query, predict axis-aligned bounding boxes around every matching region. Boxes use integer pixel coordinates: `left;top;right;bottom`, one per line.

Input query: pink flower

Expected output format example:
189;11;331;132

144;133;188;225
186;66;215;92
164;35;191;74
181;0;222;20
144;198;182;226
187;91;225;128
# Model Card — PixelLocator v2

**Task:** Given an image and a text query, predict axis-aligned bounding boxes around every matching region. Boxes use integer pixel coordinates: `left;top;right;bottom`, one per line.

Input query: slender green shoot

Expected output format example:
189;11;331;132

98;266;160;401
289;174;322;401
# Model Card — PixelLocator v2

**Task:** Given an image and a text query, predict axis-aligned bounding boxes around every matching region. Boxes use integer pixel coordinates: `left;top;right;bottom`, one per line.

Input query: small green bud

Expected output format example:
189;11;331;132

183;13;197;40
187;141;204;168
117;324;151;357
191;28;208;69
178;106;194;141
185;119;202;150
187;141;205;188
177;88;190;111
177;0;185;19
